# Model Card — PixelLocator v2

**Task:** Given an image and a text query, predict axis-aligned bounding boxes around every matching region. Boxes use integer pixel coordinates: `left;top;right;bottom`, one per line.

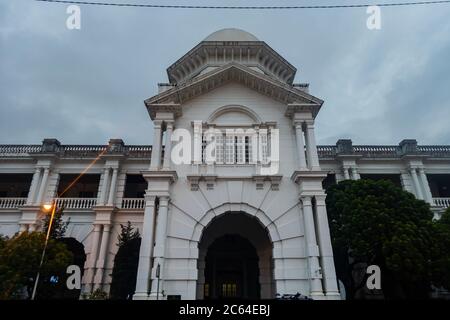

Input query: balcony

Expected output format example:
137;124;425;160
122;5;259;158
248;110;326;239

433;197;450;209
121;198;145;209
0;197;27;209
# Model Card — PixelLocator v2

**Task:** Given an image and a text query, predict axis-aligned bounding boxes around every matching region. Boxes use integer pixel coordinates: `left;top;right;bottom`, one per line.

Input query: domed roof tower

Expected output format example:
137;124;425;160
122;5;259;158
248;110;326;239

165;28;297;85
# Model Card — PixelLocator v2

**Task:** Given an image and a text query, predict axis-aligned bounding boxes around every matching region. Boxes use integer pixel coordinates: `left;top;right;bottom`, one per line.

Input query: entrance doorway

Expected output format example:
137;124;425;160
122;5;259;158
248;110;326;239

204;234;260;299
197;212;274;300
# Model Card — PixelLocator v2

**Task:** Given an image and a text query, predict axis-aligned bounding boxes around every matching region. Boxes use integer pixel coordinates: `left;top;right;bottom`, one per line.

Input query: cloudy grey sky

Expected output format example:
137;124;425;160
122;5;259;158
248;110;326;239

1;0;450;146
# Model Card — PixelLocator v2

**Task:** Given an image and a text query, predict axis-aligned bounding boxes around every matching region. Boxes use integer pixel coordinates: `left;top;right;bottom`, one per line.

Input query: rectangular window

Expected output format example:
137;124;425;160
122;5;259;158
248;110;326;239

215;134;224;164
225;134;235;164
236;135;245;164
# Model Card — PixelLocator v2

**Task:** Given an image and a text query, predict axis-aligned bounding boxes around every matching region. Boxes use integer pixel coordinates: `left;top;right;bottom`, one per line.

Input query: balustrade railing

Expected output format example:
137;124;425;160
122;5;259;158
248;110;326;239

2;143;450;159
55;197;97;209
0;197;27;209
0;145;41;155
121;198;145;209
418;146;450;157
433;197;450;208
352;145;398;156
317;145;336;157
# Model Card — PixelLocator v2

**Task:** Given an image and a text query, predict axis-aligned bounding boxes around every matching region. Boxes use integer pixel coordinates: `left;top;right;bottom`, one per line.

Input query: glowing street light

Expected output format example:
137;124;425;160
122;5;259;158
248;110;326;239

31;200;58;300
42;203;53;211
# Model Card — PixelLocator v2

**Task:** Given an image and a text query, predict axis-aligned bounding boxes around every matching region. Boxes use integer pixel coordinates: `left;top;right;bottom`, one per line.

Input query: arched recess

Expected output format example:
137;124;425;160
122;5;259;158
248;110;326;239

207;105;263;125
58;237;86;299
195;211;276;300
191;202;281;244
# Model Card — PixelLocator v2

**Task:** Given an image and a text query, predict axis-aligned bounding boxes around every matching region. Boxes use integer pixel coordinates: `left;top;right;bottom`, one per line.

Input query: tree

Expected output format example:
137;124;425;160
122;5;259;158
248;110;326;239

42;206;69;240
117;221;140;246
431;208;450;291
109;222;141;300
0;235;7;251
0;232;72;299
326;179;438;299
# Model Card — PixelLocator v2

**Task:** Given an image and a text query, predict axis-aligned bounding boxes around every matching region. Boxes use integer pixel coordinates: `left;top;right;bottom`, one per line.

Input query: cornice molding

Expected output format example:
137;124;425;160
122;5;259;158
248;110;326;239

166;41;297;85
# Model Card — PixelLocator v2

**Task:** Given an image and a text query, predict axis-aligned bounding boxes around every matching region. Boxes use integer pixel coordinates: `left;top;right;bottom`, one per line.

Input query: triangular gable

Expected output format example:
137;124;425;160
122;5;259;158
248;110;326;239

145;63;323;107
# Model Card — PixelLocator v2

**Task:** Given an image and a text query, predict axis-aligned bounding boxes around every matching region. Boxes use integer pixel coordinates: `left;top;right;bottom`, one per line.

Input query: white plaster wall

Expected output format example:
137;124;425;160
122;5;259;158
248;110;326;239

162;84;309;298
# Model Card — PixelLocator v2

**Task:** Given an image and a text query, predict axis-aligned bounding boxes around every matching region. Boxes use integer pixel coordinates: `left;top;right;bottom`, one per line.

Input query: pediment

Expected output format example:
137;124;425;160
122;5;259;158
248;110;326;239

145;63;323;119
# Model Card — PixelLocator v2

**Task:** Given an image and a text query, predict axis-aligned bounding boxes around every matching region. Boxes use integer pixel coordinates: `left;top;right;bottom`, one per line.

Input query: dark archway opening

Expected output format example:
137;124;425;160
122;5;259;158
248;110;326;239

59;237;86;299
204;234;260;299
38;237;86;300
197;212;274;300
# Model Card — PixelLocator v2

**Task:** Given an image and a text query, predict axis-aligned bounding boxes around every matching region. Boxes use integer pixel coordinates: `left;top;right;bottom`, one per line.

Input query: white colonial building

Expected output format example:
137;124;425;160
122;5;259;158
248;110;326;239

0;29;449;300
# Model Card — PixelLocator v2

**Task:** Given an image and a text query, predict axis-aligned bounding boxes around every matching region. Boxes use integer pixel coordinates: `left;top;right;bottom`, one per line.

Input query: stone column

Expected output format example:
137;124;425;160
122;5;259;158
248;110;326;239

99;167;110;205
107;167;118;206
294;122;307;170
35;167;50;205
343;167;350;180
85;223;102;293
150;196;170;298
304;121;321;170
134;195;157;299
351;167;360;180
314;195;340;297
27;167;42;205
410;167;424;200
163;121;174;170
150;120;163;170
94;224;111;290
301;196;324;296
418;167;433;204
400;171;414;194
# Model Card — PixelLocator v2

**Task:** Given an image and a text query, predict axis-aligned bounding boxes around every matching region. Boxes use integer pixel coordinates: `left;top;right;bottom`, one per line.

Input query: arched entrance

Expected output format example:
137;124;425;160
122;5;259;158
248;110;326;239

60;237;86;299
204;234;260;299
197;212;274;300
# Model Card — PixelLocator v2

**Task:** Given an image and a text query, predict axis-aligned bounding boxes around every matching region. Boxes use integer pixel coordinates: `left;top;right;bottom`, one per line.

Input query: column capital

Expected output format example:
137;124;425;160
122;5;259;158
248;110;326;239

409;166;419;172
165;121;174;129
301;196;312;205
293;120;305;129
159;196;170;207
315;194;327;204
305;119;315;127
153;120;163;128
145;194;157;203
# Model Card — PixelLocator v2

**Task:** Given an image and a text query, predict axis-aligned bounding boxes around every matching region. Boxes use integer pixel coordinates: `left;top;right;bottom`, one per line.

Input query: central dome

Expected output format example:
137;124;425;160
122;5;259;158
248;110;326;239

203;28;259;42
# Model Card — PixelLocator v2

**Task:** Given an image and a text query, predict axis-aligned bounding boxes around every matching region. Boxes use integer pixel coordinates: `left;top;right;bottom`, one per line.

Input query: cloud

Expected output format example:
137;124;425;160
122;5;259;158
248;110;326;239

1;0;450;145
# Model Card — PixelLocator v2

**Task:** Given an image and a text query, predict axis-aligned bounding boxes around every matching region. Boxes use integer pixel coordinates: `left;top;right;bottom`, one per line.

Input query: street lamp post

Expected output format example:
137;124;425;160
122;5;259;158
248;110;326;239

31;200;57;300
